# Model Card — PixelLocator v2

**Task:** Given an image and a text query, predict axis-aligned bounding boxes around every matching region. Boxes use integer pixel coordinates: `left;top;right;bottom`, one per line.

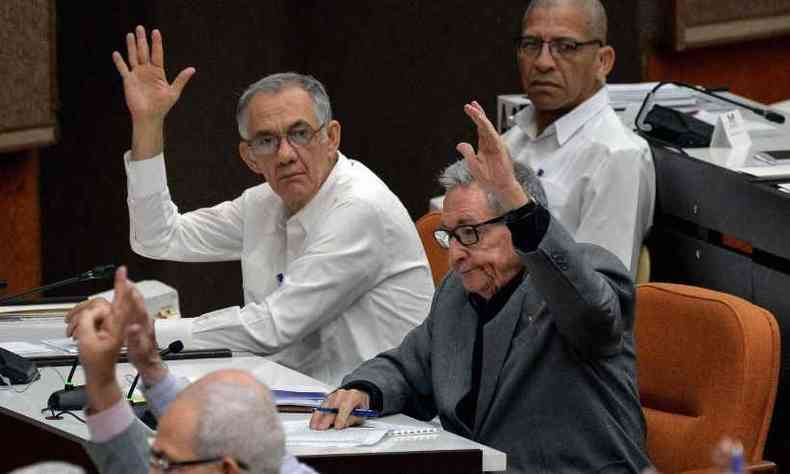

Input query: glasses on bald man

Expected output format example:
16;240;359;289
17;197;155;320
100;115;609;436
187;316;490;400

515;36;603;59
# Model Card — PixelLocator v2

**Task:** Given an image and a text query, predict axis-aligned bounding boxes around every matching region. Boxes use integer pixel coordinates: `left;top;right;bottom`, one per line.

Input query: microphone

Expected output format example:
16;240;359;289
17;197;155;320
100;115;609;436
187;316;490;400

47;340;184;413
634;81;786;149
126;340;184;402
0;264;117;305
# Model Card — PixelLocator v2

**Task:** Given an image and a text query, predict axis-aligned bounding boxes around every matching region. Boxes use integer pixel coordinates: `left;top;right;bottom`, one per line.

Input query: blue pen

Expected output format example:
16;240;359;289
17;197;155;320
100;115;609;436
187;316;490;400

313;406;380;418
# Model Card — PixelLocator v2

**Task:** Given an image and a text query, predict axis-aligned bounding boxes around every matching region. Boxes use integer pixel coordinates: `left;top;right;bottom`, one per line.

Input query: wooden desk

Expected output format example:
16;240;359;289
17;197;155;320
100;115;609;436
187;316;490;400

0;355;506;473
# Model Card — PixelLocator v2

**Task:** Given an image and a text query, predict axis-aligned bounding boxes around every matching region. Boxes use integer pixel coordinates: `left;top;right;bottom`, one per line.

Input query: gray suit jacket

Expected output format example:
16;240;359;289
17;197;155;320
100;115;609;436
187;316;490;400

343;217;650;473
83;418;150;474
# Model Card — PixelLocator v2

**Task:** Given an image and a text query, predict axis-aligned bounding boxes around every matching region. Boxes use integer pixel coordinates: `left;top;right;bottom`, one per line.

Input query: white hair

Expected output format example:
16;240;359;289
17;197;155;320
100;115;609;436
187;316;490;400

438;159;547;214
191;380;285;474
9;463;85;474
236;72;333;140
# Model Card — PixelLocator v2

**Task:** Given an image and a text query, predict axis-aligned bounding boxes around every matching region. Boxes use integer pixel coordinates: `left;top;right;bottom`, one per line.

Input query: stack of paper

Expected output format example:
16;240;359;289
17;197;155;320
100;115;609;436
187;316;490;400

0;303;77;318
283;420;389;448
607;82;698;111
273;389;327;413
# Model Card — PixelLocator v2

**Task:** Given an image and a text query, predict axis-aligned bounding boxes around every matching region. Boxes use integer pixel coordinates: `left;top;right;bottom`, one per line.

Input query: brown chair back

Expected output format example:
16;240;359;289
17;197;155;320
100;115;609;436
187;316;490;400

635;283;780;473
415;211;449;286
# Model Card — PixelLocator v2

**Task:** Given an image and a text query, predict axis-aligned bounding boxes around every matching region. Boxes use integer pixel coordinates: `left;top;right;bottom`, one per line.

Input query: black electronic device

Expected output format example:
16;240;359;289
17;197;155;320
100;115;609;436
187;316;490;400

0;347;41;385
635;81;787;149
642;104;714;148
47;340;184;412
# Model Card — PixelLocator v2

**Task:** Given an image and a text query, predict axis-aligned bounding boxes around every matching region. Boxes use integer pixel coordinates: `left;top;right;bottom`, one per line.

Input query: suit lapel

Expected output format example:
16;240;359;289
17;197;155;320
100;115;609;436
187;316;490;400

474;274;544;432
442;300;478;432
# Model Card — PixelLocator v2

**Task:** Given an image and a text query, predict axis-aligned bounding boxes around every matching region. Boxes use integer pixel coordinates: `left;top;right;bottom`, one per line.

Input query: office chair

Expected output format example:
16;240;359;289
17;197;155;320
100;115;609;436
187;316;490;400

635;283;780;473
636;245;651;284
415;211;449;286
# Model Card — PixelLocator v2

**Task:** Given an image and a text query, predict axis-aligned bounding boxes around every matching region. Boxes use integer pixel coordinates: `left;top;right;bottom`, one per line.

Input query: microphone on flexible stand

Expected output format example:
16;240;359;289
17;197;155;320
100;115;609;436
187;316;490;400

47;340;184;414
126;340;184;403
0;265;117;305
634;81;786;149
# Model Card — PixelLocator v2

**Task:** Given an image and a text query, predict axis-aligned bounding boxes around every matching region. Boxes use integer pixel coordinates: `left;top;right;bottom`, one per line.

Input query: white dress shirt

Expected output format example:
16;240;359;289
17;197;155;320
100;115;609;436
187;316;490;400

503;87;655;276
124;151;434;386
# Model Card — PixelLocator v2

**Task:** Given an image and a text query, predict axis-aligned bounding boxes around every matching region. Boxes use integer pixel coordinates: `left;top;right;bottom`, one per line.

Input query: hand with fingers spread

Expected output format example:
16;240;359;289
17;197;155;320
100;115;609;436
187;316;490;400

112;25;195;160
309;389;370;431
456;101;531;212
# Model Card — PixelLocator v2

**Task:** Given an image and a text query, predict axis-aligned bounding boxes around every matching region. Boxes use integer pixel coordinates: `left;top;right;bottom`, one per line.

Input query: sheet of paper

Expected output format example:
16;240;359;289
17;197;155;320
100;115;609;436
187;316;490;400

0;341;57;355
40;337;79;354
736;164;790;178
282;420;388;448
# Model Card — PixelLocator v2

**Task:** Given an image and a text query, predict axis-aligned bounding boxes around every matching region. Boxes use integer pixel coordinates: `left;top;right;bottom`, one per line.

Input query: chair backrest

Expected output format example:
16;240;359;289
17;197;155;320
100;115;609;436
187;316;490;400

635;244;651;284
635;283;781;473
415;211;449;286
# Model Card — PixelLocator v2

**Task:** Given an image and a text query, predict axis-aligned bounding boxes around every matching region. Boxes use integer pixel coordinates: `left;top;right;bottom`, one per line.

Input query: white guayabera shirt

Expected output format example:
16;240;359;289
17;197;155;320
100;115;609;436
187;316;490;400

124;151;434;387
504;87;655;277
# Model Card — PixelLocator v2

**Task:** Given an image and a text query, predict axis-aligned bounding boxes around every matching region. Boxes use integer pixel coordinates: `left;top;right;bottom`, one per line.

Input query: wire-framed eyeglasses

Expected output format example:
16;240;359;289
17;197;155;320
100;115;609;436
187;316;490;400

148;447;249;472
433;214;508;249
515;36;603;59
245;121;327;158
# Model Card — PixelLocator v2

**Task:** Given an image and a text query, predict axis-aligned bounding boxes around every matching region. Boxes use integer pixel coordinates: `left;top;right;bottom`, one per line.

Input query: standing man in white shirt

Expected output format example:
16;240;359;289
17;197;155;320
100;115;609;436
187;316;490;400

107;26;434;386
504;0;655;277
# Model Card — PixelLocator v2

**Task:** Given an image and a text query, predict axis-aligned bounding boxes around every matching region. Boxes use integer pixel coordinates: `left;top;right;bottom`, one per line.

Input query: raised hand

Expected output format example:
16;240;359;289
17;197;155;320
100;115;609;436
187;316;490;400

112;26;195;124
456;101;530;212
106;265;167;386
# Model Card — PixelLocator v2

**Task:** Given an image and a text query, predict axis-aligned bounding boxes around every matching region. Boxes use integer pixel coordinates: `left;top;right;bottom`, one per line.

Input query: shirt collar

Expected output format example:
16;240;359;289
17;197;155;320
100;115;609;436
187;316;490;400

468;268;526;322
288;151;347;231
515;87;609;146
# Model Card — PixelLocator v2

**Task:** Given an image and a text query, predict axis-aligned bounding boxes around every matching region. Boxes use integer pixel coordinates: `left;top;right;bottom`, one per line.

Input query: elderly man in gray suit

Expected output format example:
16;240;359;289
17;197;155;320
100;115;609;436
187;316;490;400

311;101;651;473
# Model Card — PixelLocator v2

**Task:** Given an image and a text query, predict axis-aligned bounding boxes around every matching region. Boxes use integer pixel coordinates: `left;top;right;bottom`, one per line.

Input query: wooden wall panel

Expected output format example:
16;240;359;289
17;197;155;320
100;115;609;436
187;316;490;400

0;151;41;295
646;35;790;105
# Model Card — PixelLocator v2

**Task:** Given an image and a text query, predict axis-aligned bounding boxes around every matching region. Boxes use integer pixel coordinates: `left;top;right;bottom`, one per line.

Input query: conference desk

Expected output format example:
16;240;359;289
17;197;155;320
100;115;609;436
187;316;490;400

0;347;506;473
646;105;790;467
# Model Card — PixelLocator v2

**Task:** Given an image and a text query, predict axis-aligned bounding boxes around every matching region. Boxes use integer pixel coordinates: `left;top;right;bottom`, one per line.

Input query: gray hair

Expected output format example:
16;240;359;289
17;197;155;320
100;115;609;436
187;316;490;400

523;0;608;43
192;379;285;474
236;72;333;140
438;159;547;214
10;463;85;474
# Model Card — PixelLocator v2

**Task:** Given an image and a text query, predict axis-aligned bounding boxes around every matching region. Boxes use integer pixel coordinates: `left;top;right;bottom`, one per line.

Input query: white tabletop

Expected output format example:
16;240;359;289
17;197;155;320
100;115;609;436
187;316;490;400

0;354;506;472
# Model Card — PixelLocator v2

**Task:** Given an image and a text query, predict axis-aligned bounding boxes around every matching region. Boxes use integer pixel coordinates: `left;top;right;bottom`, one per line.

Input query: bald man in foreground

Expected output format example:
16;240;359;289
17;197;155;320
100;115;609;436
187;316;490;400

70;268;316;474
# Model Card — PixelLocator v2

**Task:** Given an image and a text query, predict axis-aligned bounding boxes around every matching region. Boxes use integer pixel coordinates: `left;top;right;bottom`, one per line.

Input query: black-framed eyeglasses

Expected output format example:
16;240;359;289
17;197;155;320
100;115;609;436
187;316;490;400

433;214;508;249
149;447;249;472
245;121;327;158
514;36;603;58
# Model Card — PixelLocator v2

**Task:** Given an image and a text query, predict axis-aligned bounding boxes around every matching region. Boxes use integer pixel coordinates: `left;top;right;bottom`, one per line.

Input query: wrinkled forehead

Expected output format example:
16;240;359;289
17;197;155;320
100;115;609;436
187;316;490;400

246;87;320;133
522;4;592;39
441;185;496;228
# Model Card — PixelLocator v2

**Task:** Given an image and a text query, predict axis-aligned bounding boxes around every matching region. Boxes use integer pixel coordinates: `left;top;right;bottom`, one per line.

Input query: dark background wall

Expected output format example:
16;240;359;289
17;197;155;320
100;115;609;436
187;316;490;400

38;1;641;315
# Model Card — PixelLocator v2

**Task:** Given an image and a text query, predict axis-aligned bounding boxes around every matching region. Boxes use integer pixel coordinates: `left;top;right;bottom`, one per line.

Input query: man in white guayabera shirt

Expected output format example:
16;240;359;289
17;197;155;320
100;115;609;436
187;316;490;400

108;26;433;386
504;0;655;278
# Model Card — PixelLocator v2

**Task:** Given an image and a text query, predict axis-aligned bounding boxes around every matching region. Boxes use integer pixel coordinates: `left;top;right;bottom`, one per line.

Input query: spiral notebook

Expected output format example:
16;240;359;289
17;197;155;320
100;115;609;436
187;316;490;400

364;420;441;436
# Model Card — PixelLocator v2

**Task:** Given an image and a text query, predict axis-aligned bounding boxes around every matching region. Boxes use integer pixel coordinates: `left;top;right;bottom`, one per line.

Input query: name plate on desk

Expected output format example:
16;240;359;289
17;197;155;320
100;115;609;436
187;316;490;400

711;109;751;149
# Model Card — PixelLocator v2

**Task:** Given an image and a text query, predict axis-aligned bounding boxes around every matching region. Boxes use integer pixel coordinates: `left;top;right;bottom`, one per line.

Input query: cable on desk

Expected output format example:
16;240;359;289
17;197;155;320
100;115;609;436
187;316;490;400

0;374;39;394
41;406;86;424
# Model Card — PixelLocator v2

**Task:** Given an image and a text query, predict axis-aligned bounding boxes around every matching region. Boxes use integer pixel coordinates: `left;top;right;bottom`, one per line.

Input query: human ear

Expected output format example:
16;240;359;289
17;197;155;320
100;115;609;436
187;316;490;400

325;120;341;154
239;141;262;175
596;45;615;83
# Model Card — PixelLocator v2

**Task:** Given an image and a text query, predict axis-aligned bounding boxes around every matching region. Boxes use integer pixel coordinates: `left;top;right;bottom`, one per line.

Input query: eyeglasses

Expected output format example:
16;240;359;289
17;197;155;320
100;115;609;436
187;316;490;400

148;447;249;472
515;36;603;59
433;214;508;249
245;122;327;158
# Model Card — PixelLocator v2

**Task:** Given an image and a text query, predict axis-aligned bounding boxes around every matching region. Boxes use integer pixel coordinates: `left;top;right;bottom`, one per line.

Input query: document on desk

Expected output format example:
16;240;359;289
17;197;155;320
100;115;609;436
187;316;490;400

282;420;389;448
0;341;58;355
0;303;77;318
736;164;790;178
